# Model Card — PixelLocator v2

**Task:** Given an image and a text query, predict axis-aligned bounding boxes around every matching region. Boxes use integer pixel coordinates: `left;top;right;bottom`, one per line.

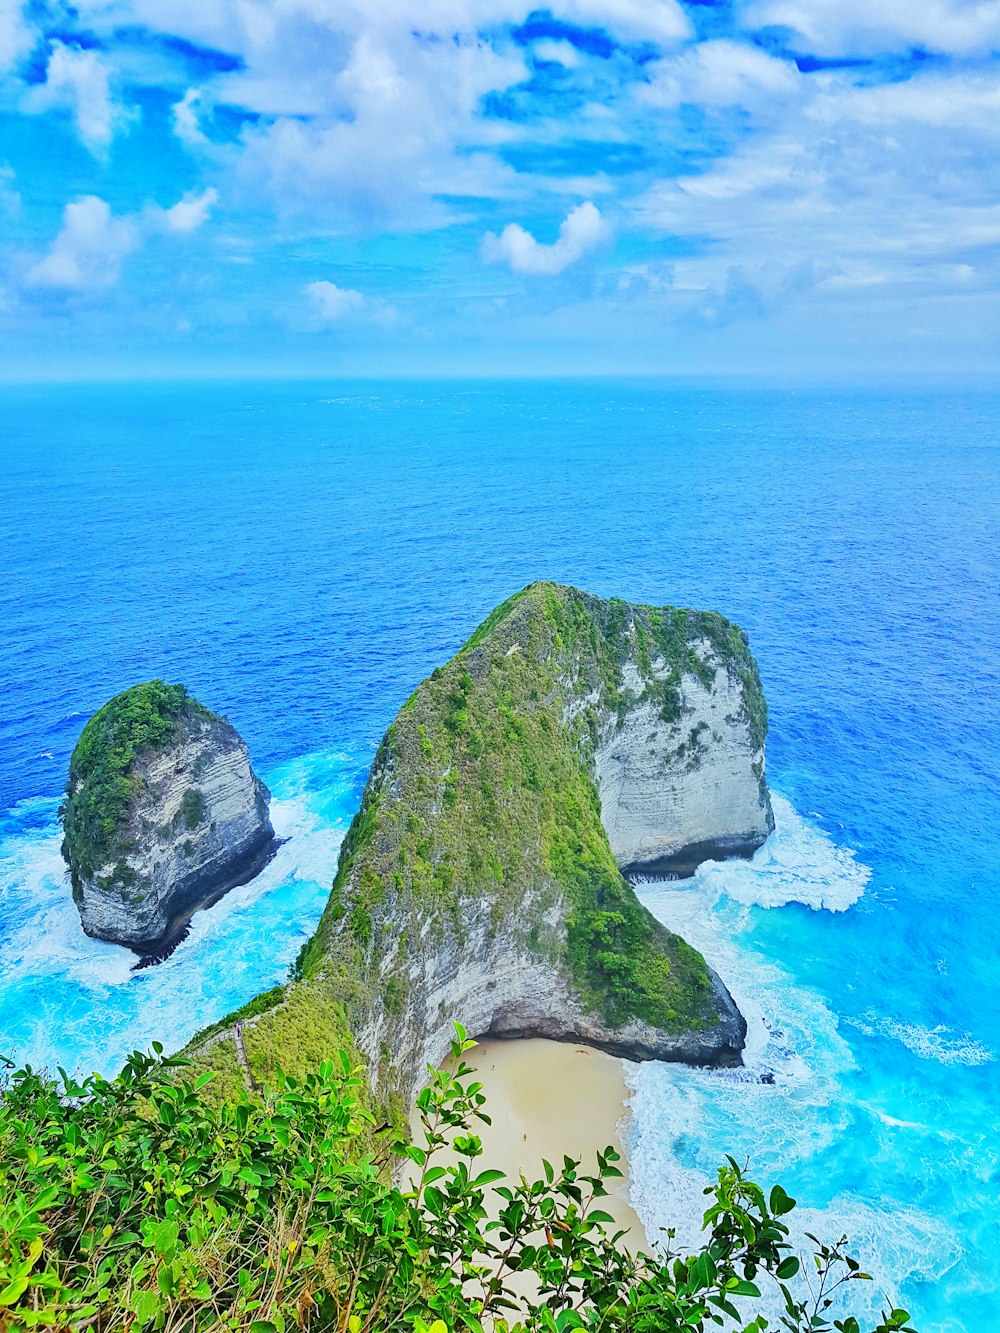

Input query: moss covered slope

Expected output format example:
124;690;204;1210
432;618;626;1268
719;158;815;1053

61;681;206;898
191;583;772;1104
192;583;773;1103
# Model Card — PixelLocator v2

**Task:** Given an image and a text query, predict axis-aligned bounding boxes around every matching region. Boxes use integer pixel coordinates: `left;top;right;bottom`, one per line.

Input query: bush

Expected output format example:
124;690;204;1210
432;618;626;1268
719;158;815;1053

0;1029;916;1333
181;788;206;831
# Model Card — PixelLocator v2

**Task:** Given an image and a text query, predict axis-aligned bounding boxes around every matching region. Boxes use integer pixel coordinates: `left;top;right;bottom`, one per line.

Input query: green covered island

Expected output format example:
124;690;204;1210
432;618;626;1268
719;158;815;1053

185;582;773;1108
61;679;276;961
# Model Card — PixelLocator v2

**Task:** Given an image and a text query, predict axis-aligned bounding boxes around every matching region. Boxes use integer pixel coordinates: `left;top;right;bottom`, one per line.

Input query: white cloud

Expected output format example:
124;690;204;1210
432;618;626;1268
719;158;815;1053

26;195;138;291
23;42;129;153
642;40;799;109
66;0;688;227
159;187;219;233
483;201;608;275
232;28;526;225
22;186;219;301
172;88;209;147
558;0;691;42
532;39;582;68
632;59;1000;322
0;0;33;75
0;163;19;215
832;70;1000;129
73;0;691;55
305;280;366;320
744;0;1000;56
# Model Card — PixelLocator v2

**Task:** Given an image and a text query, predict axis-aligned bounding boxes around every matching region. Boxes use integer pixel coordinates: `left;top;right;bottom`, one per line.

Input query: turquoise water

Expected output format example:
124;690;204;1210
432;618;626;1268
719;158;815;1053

1;381;998;1329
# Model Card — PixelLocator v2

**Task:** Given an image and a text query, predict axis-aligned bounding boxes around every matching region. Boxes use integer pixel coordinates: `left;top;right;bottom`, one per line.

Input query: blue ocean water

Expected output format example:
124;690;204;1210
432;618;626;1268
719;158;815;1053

1;380;997;1330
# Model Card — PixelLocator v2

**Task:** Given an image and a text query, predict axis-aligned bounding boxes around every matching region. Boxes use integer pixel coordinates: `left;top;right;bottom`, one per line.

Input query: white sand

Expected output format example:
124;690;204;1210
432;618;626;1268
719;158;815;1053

453;1037;646;1245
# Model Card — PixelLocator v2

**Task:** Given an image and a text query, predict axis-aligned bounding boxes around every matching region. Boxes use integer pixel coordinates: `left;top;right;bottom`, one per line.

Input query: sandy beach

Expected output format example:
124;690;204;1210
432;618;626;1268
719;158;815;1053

454;1037;646;1246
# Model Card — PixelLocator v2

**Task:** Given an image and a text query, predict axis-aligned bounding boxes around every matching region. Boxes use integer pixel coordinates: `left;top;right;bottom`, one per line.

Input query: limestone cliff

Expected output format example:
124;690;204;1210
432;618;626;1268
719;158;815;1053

61;681;276;955
189;584;773;1110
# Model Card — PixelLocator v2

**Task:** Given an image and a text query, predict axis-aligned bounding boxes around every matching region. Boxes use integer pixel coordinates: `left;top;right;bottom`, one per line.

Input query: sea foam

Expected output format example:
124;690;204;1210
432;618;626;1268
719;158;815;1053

0;748;365;1077
625;798;957;1326
844;1011;994;1067
695;793;870;912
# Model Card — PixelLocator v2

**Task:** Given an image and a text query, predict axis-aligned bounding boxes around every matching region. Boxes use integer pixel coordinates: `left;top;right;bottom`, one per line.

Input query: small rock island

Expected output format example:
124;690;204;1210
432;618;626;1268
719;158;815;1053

188;583;774;1108
61;680;275;960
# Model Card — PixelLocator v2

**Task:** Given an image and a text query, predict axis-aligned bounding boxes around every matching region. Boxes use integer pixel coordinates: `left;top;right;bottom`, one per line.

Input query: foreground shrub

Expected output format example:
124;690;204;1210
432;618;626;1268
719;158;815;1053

0;1029;915;1333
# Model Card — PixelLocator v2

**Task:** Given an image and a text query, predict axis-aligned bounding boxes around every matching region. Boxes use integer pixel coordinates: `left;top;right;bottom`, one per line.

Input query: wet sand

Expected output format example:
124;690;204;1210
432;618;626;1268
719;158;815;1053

455;1036;646;1245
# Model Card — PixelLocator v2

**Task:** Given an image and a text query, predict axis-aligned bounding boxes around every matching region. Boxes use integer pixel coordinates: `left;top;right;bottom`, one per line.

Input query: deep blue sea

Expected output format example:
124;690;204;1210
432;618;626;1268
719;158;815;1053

1;381;998;1331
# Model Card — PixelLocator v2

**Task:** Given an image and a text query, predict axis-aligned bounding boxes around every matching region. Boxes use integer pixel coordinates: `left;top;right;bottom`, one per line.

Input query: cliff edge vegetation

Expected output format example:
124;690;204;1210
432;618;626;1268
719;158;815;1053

190;583;773;1108
0;1037;917;1333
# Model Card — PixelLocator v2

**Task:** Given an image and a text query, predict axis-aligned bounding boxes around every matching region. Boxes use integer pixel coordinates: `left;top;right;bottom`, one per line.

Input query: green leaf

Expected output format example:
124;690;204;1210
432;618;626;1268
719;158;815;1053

727;1278;761;1297
471;1169;506;1187
776;1256;800;1280
769;1185;797;1216
132;1290;161;1325
0;1277;31;1307
151;1219;179;1257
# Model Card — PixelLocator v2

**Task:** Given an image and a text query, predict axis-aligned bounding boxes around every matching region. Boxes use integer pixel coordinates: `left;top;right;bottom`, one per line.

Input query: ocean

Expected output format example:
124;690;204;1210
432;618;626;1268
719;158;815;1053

1;380;997;1330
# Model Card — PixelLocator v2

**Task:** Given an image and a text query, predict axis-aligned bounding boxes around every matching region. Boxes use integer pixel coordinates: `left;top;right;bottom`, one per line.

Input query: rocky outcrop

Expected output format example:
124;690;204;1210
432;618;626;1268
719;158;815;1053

594;647;772;879
189;584;772;1108
61;681;275;956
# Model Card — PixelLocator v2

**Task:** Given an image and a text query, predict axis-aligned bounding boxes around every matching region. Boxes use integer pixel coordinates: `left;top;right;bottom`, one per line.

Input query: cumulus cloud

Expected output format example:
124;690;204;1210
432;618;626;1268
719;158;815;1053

641;40;799;109
744;0;1000;56
99;0;687;226
0;0;33;75
305;280;366;320
24;186;217;298
231;29;526;226
73;0;691;58
23;42;129;153
172;88;209;147
26;196;138;292
531;39;582;68
483;201;608;275
559;0;690;42
159;187;219;233
5;0;1000;365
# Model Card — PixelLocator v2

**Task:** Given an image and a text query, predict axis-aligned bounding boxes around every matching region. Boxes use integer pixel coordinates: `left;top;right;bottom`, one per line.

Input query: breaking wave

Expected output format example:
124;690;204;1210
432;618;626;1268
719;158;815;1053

843;1012;994;1068
625;797;964;1326
695;793;870;913
0;747;368;1078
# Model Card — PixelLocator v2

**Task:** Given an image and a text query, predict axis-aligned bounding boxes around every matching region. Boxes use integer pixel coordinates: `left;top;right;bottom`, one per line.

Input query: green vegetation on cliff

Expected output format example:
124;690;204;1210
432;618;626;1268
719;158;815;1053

60;681;210;896
190;584;768;1101
0;1038;917;1333
297;582;763;1035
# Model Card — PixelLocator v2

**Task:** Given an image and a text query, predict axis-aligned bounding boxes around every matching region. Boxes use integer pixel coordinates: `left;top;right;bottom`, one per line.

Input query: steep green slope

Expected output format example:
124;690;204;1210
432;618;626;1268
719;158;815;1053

190;583;771;1105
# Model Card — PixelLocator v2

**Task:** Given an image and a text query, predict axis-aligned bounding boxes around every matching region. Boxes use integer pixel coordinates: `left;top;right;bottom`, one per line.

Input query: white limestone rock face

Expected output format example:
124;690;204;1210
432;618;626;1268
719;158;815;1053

359;891;746;1105
594;643;773;878
63;688;275;954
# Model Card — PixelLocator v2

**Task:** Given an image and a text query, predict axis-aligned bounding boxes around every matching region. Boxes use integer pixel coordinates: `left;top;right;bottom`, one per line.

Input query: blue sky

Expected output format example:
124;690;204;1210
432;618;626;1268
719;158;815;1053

0;0;998;379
